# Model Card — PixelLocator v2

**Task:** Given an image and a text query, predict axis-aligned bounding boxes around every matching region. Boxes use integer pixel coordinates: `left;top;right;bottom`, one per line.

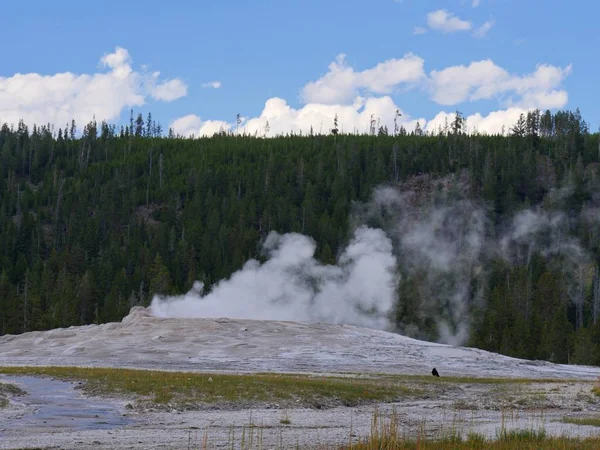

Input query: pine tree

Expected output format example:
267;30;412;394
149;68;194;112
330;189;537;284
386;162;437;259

135;114;144;137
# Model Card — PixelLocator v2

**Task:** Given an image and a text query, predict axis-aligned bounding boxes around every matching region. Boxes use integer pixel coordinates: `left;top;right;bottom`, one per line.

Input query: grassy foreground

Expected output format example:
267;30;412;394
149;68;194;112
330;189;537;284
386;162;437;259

339;412;600;450
342;434;600;450
2;367;600;449
0;366;585;410
0;366;422;408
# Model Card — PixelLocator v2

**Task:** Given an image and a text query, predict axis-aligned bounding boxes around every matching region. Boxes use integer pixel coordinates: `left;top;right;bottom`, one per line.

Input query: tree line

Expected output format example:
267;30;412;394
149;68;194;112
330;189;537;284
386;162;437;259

1;108;599;365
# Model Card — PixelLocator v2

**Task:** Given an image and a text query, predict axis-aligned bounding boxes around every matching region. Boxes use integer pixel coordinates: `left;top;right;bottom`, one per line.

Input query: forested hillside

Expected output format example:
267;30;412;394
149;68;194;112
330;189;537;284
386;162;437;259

1;109;599;366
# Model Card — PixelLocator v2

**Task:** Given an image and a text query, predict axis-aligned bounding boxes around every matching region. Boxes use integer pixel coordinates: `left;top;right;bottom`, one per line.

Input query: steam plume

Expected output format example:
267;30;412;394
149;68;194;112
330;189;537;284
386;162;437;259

355;175;488;345
151;173;600;347
151;226;398;330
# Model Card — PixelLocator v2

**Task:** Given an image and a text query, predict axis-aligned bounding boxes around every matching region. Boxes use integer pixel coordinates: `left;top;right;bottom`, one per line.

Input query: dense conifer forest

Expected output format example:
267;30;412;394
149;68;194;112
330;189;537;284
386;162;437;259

1;109;600;366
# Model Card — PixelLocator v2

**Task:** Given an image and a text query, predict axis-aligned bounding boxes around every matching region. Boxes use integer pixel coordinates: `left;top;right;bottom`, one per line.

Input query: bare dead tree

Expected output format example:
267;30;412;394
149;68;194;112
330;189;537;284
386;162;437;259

146;143;155;207
594;266;600;324
394;110;402;136
53;178;65;249
22;270;29;333
159;152;164;190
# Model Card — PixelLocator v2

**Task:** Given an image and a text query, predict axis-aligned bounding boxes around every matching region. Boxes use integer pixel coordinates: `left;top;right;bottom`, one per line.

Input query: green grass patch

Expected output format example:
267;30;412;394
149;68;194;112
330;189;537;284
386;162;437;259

0;366;420;409
497;428;546;442
562;416;600;427
0;381;26;396
0;381;25;408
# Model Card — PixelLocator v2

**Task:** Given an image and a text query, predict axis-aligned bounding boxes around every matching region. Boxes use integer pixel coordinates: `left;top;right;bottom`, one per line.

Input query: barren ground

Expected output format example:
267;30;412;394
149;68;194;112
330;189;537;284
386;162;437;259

1;307;600;449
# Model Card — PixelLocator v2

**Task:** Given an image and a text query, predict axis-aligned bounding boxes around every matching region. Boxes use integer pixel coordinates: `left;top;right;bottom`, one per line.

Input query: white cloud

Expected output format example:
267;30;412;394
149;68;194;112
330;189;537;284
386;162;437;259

172;96;426;138
202;81;222;89
472;0;481;7
425;108;530;135
173;100;546;139
413;26;427;35
427;10;472;33
173;51;572;139
0;47;187;130
429;60;505;105
429;60;571;108
473;20;495;38
424;9;493;38
518;90;568;110
170;114;229;137
300;53;570;113
151;78;188;101
100;47;131;72
301;53;425;105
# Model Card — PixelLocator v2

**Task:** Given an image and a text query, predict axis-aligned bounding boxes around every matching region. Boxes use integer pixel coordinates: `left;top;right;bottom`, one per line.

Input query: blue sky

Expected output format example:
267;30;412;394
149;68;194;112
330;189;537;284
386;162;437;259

1;0;598;136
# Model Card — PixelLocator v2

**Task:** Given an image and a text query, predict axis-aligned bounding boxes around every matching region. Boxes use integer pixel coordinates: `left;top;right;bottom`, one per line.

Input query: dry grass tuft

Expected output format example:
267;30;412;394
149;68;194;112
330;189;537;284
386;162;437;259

592;376;600;397
338;411;600;450
562;416;600;427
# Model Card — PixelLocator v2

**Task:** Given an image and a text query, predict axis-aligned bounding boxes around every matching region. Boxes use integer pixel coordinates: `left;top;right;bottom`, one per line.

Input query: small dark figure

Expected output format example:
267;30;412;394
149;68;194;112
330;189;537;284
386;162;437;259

432;368;440;377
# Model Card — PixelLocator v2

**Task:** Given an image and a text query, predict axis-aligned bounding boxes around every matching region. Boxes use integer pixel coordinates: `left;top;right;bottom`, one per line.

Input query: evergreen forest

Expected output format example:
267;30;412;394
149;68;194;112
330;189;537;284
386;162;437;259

1;108;600;366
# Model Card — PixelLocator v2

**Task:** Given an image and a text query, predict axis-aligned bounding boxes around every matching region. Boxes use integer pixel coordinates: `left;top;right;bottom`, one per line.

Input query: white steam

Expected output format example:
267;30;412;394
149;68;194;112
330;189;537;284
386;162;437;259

358;178;488;345
500;209;588;267
150;226;398;330
150;174;600;347
499;186;596;329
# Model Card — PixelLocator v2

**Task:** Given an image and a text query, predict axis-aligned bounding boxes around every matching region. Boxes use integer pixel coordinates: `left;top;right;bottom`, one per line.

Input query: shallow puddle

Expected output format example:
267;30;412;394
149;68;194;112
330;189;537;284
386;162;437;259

0;375;132;431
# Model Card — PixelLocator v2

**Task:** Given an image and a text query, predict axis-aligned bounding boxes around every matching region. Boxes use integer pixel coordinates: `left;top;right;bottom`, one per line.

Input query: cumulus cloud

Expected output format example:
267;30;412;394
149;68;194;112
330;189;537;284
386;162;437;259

170;114;229;137
171;104;559;139
171;96;426;138
426;10;472;33
518;90;568;110
299;53;570;112
429;60;571;107
151;78;188;101
473;20;495;38
472;0;481;6
202;81;222;89
0;46;187;130
424;9;492;38
301;53;425;104
425;108;529;135
172;51;571;138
